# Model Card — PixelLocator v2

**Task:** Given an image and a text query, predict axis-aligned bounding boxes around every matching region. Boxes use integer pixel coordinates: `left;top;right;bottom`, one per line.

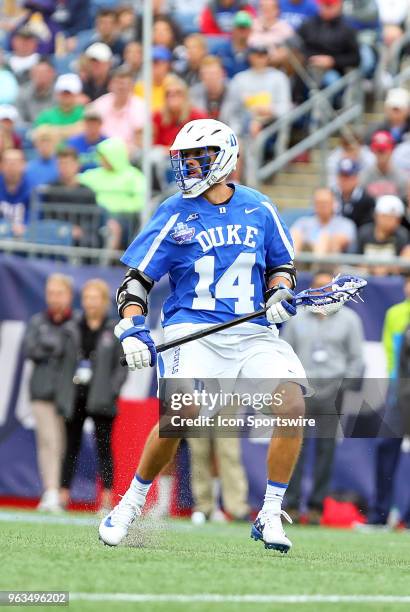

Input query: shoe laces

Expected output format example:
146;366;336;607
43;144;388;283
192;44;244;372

110;491;141;526
261;509;293;530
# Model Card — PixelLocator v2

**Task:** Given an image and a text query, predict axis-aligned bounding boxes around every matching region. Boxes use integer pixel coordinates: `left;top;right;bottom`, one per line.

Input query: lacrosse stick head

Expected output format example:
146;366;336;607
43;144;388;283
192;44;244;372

296;275;367;315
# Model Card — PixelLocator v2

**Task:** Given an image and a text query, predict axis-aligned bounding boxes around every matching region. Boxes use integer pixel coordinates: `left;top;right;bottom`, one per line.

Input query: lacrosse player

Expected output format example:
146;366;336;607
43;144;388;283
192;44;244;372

99;118;307;552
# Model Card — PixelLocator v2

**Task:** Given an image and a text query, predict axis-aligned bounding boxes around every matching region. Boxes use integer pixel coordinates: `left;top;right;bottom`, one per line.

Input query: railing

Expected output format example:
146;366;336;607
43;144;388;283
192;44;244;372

1;238;410;270
246;69;364;187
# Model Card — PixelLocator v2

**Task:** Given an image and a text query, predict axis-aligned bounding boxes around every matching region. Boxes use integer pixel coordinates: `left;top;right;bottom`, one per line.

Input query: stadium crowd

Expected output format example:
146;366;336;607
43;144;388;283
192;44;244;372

1;0;410;527
0;0;409;256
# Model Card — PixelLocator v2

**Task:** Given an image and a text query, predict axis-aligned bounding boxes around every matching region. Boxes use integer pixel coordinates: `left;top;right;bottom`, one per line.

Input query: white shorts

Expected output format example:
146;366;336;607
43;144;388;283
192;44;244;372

157;322;308;398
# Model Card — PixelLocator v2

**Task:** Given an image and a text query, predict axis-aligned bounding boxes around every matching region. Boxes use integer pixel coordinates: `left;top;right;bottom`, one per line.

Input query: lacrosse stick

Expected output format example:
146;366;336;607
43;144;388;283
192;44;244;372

120;275;367;364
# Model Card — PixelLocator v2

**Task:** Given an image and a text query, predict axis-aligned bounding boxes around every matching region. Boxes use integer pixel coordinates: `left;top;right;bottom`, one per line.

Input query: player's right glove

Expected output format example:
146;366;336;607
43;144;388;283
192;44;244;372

114;316;157;370
264;284;297;324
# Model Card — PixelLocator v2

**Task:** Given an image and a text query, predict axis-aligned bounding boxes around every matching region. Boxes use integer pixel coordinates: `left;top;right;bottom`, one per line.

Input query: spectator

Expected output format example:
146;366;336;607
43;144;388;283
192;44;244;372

368;88;410;146
356;195;410;274
93;67;145;151
24;274;75;513
248;0;294;66
53;0;92;40
0;105;22;149
367;275;410;527
85;9;125;65
78;137;146;249
38;148;97;247
215;10;252;77
10;0;60;55
0;148;30;235
392;136;410;180
223;44;292;138
135;3;179;42
361;130;408;201
279;0;318;30
25;126;59;191
123;41;143;81
0;50;19;105
60;279;126;514
153;74;208;148
134;46;173;113
295;0;360;90
376;0;409;88
333;158;375;228
199;0;255;35
66;106;107;171
116;4;138;44
35;73;84;142
283;269;364;524
327;129;375;190
152;15;182;55
190;56;230;121
7;26;40;84
291;187;357;254
177;34;208;87
41;147;95;206
82;43;113;103
188;433;250;523
16;57;55;124
342;0;379;78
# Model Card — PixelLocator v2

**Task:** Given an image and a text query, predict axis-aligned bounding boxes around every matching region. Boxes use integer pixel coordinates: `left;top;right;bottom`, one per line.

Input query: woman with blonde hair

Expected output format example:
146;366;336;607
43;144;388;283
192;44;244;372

60;279;127;513
152;74;208;188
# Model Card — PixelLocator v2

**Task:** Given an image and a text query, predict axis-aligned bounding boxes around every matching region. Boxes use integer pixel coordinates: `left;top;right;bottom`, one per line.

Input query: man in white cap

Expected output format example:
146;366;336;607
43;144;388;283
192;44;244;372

356;194;410;274
82;43;113;102
34;73;84;141
368;88;410;146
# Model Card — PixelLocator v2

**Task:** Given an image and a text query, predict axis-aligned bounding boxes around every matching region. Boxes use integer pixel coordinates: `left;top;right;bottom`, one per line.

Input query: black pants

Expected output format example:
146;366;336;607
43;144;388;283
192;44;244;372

61;389;115;490
285;390;344;512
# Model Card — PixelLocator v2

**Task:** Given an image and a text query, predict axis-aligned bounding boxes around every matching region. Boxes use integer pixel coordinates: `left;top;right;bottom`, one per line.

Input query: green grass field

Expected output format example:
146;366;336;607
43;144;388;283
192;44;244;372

1;509;410;612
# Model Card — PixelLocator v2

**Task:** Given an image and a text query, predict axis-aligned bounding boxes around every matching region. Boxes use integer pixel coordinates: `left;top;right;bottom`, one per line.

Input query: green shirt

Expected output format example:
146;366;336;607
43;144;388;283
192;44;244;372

382;300;410;376
35;105;84;126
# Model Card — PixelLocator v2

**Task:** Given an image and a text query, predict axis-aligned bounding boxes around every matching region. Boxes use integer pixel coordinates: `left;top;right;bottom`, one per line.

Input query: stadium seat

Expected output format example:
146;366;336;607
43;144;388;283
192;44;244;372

175;12;200;36
279;208;313;228
24;220;73;246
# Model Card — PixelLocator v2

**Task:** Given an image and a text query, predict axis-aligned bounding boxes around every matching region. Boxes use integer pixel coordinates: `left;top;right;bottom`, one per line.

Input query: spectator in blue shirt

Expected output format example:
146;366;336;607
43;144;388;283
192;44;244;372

279;0;318;30
66;105;107;171
26;126;59;191
0;148;31;235
215;11;253;77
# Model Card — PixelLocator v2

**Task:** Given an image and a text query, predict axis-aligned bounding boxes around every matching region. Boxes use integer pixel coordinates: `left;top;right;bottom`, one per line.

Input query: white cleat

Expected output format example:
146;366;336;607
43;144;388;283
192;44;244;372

251;509;293;553
98;490;142;546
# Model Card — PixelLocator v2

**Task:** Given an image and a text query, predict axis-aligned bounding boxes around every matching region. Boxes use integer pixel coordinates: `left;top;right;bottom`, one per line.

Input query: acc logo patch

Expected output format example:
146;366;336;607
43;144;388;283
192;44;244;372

186;212;199;222
171;222;195;244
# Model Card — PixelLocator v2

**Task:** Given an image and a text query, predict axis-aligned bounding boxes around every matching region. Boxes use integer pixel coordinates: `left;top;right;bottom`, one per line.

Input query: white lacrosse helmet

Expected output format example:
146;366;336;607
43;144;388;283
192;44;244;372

169;119;239;198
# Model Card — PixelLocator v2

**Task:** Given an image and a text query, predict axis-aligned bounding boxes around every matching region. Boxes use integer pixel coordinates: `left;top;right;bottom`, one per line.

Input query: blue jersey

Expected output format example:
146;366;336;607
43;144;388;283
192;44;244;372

122;185;294;328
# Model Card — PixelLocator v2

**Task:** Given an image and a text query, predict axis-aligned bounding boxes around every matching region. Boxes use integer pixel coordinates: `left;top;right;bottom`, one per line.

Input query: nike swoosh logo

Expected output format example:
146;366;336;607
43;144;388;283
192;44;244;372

245;207;259;214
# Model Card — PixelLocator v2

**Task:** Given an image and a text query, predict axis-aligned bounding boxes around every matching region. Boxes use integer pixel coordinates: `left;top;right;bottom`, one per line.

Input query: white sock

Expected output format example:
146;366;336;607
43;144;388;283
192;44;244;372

262;480;288;513
130;474;153;507
156;475;173;512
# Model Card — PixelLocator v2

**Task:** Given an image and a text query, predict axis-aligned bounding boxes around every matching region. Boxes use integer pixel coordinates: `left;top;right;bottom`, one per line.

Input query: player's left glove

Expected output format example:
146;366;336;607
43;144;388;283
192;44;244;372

264;284;297;324
114;316;157;370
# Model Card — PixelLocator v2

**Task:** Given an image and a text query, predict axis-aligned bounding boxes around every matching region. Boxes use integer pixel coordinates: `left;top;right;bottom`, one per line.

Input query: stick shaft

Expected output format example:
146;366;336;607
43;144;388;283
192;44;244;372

156;308;267;353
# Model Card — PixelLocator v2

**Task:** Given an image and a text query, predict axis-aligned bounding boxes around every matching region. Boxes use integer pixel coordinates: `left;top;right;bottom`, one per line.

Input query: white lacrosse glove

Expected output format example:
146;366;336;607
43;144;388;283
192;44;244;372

114;316;157;371
265;285;297;324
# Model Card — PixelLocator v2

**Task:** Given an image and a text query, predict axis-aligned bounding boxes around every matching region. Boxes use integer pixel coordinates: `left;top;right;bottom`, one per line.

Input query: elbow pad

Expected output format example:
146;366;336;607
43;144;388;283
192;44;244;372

265;262;297;290
116;268;154;317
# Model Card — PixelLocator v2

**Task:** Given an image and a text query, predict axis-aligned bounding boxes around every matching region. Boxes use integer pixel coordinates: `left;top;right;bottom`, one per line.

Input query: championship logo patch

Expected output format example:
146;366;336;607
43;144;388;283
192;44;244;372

171;222;195;244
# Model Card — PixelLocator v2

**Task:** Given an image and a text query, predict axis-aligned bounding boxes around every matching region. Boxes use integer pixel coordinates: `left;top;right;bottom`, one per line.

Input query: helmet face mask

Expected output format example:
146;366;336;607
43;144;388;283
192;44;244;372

169;119;239;198
170;146;223;194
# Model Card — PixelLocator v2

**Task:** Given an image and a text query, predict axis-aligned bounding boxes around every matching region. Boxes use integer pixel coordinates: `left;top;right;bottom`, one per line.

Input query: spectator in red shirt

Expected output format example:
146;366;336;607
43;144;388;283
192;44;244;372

153;75;208;147
152;74;208;188
200;0;255;36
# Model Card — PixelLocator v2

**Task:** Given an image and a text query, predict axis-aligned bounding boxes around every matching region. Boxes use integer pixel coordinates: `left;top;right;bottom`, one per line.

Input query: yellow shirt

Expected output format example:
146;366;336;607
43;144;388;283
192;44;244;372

134;82;166;112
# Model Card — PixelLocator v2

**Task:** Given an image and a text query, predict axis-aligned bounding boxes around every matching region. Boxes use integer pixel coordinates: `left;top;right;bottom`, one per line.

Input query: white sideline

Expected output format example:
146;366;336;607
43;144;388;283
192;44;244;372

70;593;410;604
